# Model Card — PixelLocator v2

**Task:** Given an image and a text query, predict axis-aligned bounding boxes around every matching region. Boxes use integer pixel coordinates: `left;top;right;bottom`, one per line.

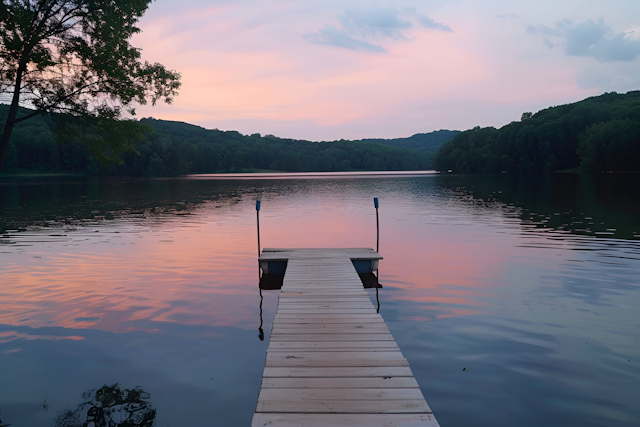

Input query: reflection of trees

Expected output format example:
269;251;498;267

432;174;640;241
0;175;402;232
0;179;246;232
55;384;156;427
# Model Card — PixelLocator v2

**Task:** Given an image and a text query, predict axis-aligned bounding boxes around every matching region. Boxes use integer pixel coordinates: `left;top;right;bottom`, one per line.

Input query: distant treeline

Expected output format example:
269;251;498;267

362;129;458;158
0;105;454;176
434;91;640;173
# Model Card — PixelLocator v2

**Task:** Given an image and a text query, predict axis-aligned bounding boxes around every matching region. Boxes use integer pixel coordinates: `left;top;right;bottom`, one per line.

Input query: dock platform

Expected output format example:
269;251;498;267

252;248;439;427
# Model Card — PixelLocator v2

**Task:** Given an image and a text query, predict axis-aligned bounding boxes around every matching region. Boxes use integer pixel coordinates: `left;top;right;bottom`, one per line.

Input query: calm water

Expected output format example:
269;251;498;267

1;173;639;426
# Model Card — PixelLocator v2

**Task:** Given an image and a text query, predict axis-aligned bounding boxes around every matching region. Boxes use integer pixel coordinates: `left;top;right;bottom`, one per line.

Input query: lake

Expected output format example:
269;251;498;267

1;172;639;426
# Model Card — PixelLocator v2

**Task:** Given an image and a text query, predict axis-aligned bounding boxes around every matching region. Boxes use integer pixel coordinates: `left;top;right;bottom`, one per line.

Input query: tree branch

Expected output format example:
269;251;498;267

13;109;43;123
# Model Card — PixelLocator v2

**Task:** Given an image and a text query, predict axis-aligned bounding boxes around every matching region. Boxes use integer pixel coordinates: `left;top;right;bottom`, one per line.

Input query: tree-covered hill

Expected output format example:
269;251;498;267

0;105;451;176
360;129;459;156
434;91;640;173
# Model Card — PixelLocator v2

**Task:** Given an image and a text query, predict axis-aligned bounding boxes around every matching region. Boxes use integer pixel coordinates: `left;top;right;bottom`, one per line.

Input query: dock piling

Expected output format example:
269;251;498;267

374;197;379;253
256;200;261;257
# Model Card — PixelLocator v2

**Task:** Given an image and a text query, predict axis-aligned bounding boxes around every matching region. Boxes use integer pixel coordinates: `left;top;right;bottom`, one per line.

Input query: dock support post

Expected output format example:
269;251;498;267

374;198;379;253
256;200;261;257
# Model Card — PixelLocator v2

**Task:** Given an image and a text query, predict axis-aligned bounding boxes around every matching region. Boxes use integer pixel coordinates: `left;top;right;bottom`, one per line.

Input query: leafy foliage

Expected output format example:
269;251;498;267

0;0;180;116
434;91;640;173
0;0;181;170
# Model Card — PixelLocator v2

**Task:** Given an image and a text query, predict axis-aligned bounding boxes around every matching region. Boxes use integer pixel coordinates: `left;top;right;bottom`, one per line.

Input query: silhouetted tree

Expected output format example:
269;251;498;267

0;0;181;171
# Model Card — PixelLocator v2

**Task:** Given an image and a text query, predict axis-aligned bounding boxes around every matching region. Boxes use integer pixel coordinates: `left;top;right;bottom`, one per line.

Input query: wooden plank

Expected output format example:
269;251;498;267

278;299;371;302
266;351;405;360
276;312;378;316
280;296;371;299
258;388;426;401
277;304;375;310
284;270;358;273
283;274;359;277
279;292;369;296
270;334;394;342
275;313;382;319
265;353;408;368
262;247;378;251
277;306;375;310
284;273;358;276
252;413;438;427
273;321;386;326
284;276;359;279
271;326;391;334
282;279;361;282
276;309;378;314
256;399;431;414
276;303;375;307
265;352;408;367
275;321;384;327
273;321;387;327
284;272;359;276
267;341;399;350
281;286;364;290
282;288;363;291
280;292;368;296
284;274;359;278
278;299;372;303
283;281;362;284
282;284;363;288
265;359;409;368
277;317;384;328
262;366;415;378
268;348;400;354
283;277;360;280
261;377;420;389
280;291;366;294
278;298;372;302
278;299;371;303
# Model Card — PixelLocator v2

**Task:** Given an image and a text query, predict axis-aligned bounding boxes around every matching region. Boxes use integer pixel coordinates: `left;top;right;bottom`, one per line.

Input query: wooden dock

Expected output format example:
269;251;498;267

252;248;439;427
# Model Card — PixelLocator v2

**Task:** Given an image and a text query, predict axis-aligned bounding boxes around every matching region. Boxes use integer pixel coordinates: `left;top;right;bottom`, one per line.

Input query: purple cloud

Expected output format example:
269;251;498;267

303;24;387;52
528;18;640;62
303;7;452;52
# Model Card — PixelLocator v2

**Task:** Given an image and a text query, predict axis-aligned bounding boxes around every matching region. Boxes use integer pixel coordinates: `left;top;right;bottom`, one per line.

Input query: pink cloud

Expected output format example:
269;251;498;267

130;1;628;140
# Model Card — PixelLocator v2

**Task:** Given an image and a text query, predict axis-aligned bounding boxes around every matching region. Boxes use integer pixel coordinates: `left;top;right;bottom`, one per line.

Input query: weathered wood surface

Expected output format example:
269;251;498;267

259;247;384;262
252;248;439;427
252;413;439;427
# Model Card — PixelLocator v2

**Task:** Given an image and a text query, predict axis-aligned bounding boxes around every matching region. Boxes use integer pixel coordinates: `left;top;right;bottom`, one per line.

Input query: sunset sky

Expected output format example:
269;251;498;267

133;0;640;140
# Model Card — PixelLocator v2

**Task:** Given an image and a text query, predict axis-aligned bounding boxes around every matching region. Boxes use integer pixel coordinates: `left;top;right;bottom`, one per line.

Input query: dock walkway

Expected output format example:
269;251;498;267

252;248;439;427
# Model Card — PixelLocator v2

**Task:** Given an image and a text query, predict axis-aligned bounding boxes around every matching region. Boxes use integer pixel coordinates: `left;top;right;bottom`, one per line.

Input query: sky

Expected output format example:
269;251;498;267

132;0;640;140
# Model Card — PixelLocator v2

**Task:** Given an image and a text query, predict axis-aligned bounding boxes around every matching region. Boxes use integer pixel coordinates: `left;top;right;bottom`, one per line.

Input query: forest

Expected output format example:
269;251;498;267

434;91;640;173
4;90;638;176
0;105;452;176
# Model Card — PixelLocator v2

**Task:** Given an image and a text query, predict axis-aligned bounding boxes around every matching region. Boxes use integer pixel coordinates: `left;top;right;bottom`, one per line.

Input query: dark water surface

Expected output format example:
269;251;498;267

1;173;639;426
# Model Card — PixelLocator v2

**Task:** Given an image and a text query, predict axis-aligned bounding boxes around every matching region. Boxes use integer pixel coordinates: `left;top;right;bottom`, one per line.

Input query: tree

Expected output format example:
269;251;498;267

0;0;181;171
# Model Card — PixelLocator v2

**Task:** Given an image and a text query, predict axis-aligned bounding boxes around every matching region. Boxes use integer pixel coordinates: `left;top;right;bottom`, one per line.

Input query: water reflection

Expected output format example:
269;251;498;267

1;173;639;427
258;287;264;342
54;384;155;427
431;173;640;241
376;271;380;313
